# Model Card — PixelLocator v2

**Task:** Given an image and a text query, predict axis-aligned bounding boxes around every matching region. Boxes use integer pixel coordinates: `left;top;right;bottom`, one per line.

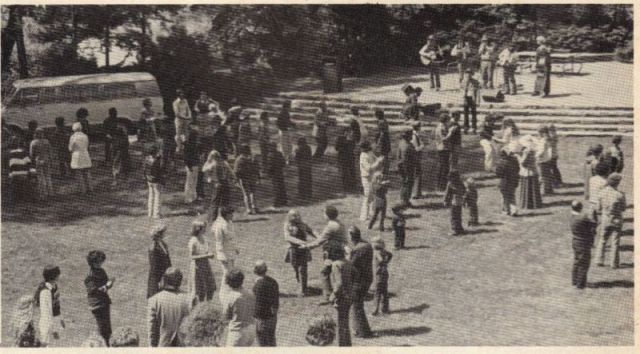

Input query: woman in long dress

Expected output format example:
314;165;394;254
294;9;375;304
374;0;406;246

188;220;216;303
516;137;542;209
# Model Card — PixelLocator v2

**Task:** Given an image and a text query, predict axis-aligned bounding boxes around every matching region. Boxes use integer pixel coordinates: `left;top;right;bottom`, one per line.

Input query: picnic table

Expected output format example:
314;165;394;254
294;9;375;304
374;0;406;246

516;51;583;75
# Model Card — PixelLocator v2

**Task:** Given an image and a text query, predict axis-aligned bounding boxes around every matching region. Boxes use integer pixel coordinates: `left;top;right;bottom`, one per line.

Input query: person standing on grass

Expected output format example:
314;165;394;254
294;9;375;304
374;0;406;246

138;98;160;150
267;142;288;208
147;223;172;299
30;128;55;200
368;172;390;232
69;122;93;194
84;250;114;346
397;130;417;208
211;115;233;161
535;125;554;196
391;204;407;249
371;237;392;316
532;36;552;97
304;205;348;305
588;162;609;223
517;138;543;210
188;220;216;303
76;107;90;136
479;130;497;174
451;36;472;85
183;125;201;204
111;124;131;187
143;144;165;219
173;89;192;154
335;126;357;192
411;121;426;199
221;269;256;347
461;69;481;135
235;144;260;214
35;265;65;347
277;100;295;164
8;136;36;203
103;108;119;163
294;137;313;201
328;244;354;347
444;170;466;236
498;42;519;95
495;147;520;216
313;101;333;160
348;226;375;339
160;115;177;172
202;150;237;222
374;109;391;176
12;295;40;347
547;124;563;187
51;117;71;178
148;267;192;347
284;209;317;296
463;177;479;227
236;111;253;152
258;112;272;173
478;35;496;89
607;135;624;174
569;200;596;290
359;140;383;221
584;144;604;200
434;113;450;192
253;260;280;347
443;112;462;168
213;206;240;280
595;173;626;269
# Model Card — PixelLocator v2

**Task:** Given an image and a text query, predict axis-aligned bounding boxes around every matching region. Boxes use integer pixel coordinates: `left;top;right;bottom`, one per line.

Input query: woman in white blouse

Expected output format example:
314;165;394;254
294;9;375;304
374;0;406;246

69;122;92;193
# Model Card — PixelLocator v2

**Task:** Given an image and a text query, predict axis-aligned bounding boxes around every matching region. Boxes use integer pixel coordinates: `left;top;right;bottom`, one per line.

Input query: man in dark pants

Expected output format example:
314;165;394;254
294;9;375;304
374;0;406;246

443;112;462;169
461;69;480;134
84;250;114;346
103;108;120;163
374;109;391;176
328;244;354;346
397;130;417;208
570;200;596;289
313;101;333;159
348;226;374;338
252;260;279;346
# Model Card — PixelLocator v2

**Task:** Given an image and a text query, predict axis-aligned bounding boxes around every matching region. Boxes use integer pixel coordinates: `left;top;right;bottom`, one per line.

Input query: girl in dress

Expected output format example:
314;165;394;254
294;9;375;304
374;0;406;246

69;122;92;194
479;130;497;174
188;220;216;303
517;137;543;210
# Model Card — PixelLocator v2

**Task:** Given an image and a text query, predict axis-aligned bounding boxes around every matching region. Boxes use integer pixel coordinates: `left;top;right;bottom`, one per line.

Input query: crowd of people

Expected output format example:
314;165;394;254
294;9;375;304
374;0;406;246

4;62;629;347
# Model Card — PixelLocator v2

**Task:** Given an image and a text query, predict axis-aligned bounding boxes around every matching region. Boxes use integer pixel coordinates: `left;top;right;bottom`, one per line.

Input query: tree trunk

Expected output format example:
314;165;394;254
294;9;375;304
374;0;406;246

1;6;18;74
14;10;28;78
139;13;147;68
104;24;110;68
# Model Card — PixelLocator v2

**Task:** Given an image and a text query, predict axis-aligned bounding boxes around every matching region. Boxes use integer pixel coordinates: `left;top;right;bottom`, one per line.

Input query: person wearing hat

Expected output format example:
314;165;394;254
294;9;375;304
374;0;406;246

478;35;497;89
35;265;65;346
498;42;519;95
172;89;192;154
569;201;596;289
276;100;296;164
397;129;418;208
533;35;551;97
147;267;192;347
69;121;93;194
461;68;481;134
418;34;442;91
359;140;384;221
451;36;472;85
594;173;626;269
147;223;172;299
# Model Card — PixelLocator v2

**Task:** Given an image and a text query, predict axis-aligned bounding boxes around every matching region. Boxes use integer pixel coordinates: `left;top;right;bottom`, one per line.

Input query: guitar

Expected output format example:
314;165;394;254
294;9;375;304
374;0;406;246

420;48;444;66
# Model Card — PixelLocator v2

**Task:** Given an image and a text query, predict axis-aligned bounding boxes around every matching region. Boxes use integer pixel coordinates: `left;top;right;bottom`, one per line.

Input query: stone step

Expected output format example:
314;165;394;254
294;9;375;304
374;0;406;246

514;122;633;132
506;116;634;125
518;129;633;137
267;94;633;111
244;108;430;127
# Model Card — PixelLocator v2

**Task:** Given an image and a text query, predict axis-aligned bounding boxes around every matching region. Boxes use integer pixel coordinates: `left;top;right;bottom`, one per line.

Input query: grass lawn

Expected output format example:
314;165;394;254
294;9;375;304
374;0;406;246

1;131;634;346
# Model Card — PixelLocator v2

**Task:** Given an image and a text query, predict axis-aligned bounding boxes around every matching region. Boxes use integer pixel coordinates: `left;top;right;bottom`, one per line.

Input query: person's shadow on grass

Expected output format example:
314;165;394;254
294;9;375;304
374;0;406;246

388;303;429;315
587;280;633;289
376;326;431;337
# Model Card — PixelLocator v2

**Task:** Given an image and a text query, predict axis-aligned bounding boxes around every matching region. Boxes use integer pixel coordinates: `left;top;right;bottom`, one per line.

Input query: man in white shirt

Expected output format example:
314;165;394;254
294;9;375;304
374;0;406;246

499;42;519;95
478;35;496;89
358;141;383;221
451;36;471;85
410;121;426;199
172;89;192;153
212;206;239;279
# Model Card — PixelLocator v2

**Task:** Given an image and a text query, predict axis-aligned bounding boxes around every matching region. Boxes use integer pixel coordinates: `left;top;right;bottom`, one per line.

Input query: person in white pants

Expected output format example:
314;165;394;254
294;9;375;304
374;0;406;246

359;141;384;221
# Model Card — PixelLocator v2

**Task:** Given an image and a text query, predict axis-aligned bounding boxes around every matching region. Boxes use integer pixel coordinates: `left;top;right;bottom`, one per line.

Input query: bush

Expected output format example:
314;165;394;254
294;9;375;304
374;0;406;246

178;301;226;347
615;41;633;63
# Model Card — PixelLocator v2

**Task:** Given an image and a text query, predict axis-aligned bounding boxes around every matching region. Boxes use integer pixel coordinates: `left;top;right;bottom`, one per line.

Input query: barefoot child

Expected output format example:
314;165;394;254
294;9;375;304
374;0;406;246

371;237;392;315
444;170;466;235
391;204;407;249
368;172;390;231
463;177;479;226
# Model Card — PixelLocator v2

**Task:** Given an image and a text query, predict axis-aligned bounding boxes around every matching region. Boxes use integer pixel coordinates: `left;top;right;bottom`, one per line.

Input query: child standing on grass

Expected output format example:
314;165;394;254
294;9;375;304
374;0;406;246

444;170;466;236
143;145;165;219
35;265;65;347
368;172;390;231
391;204;407;249
371;237;392;316
85;250;115;346
463;177;479;226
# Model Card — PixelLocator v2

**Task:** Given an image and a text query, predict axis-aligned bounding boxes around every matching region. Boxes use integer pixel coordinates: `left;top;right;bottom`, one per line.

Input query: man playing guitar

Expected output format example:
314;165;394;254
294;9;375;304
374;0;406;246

419;35;443;91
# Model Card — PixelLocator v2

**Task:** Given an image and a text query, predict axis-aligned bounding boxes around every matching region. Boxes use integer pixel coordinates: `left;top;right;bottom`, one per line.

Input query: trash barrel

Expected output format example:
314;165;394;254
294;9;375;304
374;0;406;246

321;57;342;93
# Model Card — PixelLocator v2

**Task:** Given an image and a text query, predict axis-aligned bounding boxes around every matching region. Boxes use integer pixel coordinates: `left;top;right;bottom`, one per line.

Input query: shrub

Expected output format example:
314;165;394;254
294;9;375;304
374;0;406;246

178;301;226;347
615;41;633;63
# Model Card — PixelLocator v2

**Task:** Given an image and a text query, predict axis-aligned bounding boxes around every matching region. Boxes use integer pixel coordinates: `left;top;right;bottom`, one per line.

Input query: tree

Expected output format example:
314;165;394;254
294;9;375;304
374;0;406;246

2;5;34;78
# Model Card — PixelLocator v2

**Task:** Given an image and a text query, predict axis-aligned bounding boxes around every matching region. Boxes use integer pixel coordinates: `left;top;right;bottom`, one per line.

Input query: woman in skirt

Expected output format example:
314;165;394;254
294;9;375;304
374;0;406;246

516;137;542;209
188;220;216;303
283;209;317;296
